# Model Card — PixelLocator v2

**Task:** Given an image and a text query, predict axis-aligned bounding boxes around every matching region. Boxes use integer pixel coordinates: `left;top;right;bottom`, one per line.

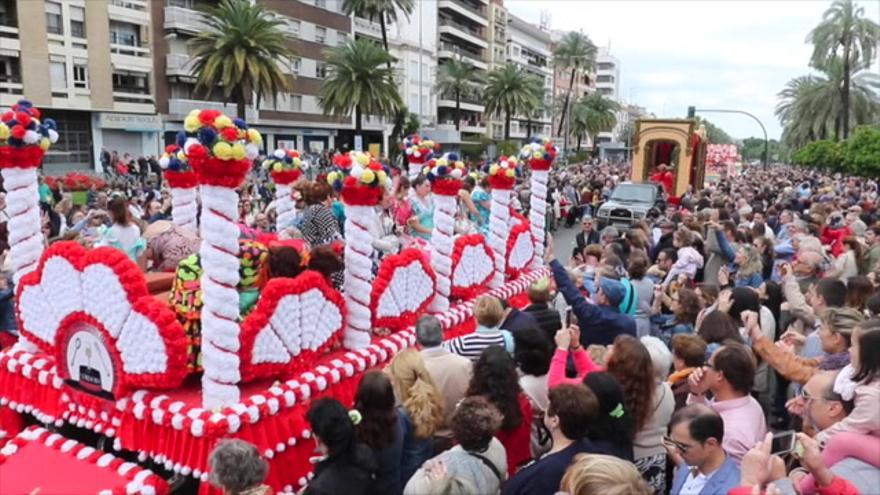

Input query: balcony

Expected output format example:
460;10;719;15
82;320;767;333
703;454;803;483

164;5;208;34
438;0;487;27
0;75;22;95
438;96;484;113
109;0;149;25
166;53;196;78
460;121;487;134
438;18;487;49
437;42;487;70
353;17;382;38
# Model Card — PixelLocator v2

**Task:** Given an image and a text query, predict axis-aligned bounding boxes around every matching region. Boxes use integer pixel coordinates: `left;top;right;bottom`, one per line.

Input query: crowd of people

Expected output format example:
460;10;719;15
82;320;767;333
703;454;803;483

1;148;879;495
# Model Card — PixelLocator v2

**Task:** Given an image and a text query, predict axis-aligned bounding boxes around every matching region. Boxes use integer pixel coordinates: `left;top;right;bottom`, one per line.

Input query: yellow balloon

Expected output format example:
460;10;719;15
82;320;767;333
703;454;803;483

506;168;515;178
39;138;50;150
213;142;233;160
273;162;283;172
247;129;263;145
377;170;387;183
0;123;9;140
361;169;375;183
355;153;370;166
188;109;201;118
214;115;233;129
328;171;339;183
489;164;500;176
184;116;201;133
231;142;246;160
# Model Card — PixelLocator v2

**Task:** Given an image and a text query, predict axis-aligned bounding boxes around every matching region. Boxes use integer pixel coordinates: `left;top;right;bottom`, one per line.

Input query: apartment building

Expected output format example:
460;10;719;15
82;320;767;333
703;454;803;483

155;0;373;155
1;0;157;173
435;0;489;139
499;13;552;141
596;46;621;143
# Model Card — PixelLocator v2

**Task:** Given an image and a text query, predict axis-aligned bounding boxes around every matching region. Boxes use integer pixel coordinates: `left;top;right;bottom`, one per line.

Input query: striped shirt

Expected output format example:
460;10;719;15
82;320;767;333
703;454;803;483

444;327;514;361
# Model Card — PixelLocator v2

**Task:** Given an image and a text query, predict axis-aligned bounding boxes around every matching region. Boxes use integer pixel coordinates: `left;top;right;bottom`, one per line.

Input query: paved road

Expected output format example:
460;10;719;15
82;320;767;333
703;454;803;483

549;225;578;263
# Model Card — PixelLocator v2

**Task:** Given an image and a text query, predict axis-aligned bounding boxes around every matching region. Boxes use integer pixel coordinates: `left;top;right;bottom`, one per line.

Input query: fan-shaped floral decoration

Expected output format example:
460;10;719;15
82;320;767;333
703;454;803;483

505;221;535;279
239;271;345;381
327;152;392;349
402;134;438;182
371;249;436;331
450;234;495;300
15;242;187;397
520;137;557;269
263;149;304;232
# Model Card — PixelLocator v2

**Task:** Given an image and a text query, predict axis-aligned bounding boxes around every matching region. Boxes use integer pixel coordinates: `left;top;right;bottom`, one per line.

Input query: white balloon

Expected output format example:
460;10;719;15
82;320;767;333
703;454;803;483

158;157;170;169
23;130;40;144
273;149;286;159
184;137;200;154
245;144;260;160
48;129;59;144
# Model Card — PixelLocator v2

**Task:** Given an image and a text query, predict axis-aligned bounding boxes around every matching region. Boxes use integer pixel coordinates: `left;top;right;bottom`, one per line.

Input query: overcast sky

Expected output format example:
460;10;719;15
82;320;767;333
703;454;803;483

505;0;880;140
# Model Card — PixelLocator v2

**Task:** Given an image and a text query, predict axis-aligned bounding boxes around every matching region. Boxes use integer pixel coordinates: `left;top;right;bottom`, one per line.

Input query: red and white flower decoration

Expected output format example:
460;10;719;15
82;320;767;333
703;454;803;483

371;249;436;330
450;234;495;300
505;222;535;279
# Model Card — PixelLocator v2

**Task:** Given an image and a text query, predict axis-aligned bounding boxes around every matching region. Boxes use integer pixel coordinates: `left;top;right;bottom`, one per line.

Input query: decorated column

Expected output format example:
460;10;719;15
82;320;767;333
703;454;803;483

486;156;519;289
262;149;303;233
521;138;557;269
402;134;436;183
0;100;58;287
426;152;466;313
159;141;199;233
327;152;391;349
185;109;262;408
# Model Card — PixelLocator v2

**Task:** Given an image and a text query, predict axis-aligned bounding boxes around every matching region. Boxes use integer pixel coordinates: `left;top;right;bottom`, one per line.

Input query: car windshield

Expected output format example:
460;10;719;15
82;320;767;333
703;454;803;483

610;186;654;202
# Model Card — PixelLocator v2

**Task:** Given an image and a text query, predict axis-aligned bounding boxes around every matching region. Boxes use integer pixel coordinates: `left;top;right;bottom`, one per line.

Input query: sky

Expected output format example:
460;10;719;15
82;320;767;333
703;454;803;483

505;0;880;140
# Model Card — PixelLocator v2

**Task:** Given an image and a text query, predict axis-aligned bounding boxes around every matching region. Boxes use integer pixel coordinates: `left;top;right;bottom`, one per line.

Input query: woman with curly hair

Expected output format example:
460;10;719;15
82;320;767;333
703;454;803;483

208;439;270;495
466;346;532;475
388;348;444;485
606;335;671;493
733;244;763;288
650;286;701;346
354;371;404;495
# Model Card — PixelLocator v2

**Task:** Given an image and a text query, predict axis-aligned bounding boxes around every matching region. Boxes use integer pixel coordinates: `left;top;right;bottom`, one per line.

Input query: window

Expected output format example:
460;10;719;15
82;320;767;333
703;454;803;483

337;31;348;44
110;21;139;46
289;19;300;37
0;56;20;84
50;61;67;89
73;64;87;88
315;26;326;44
45;2;62;35
167;0;195;7
169;82;193;99
291;57;301;75
69;6;85;38
261;95;275;110
289;94;302;112
0;0;18;28
315;61;327;78
112;72;149;94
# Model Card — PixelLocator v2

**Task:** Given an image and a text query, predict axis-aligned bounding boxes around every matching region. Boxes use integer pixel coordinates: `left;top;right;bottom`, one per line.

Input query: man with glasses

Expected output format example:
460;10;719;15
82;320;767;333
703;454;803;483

667;404;740;495
786;371;853;434
573;214;600;258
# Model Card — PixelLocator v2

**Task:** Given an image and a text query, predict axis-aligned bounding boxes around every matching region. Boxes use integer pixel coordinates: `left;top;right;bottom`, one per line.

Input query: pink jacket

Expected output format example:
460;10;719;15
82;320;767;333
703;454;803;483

547;348;602;388
664;246;704;284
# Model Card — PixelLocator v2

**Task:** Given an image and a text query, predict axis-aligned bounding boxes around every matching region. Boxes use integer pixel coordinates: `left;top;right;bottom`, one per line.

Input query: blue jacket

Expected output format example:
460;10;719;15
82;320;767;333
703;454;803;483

550;260;636;346
670;455;740;495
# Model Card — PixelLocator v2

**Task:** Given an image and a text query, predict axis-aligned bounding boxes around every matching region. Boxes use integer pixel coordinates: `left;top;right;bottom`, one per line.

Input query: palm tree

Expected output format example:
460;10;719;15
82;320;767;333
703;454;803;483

571;93;620;155
552;31;597;137
483;64;540;140
435;59;483;131
808;0;880;138
776;61;880;149
189;0;294;118
319;38;403;135
342;0;414;70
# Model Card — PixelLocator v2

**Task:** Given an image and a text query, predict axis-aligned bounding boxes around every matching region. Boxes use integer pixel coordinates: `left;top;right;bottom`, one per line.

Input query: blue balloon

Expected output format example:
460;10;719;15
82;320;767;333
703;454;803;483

43;118;57;130
175;131;187;148
233;118;248;130
436;165;448;176
197;127;217;146
448;153;459;161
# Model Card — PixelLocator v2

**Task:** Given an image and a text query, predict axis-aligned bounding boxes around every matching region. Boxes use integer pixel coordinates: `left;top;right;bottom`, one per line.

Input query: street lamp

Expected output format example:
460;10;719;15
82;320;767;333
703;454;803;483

690;108;770;170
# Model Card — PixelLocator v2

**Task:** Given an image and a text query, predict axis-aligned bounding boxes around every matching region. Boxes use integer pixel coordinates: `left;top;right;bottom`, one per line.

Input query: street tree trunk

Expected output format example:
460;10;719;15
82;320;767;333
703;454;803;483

236;86;247;119
379;16;392;71
504;106;511;140
455;89;461;131
355;105;362;135
526;116;532;140
557;66;577;136
842;40;851;139
576;134;582;151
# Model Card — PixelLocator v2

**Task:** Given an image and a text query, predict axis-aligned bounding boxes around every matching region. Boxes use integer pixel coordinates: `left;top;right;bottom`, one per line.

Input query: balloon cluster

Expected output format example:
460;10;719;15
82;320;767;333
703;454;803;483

158;144;191;173
174;109;262;163
424;152;466;182
519;137;558;164
484;155;520;189
326;151;390;193
0;100;58;150
402;134;439;163
263;149;304;174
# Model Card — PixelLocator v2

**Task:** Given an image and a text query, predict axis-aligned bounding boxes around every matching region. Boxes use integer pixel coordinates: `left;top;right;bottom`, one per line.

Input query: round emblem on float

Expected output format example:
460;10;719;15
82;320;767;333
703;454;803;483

63;322;116;398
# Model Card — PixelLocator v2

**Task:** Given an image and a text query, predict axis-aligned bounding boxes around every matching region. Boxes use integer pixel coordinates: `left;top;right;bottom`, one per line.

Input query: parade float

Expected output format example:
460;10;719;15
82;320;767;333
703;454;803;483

0;103;554;493
630;118;708;201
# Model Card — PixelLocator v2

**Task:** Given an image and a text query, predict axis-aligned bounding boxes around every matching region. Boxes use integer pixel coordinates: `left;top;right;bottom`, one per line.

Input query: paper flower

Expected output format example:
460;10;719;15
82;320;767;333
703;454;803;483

484;155;520;190
262;149;304;185
325;151;390;206
519;137;558;171
402;134;438;164
0;100;58;168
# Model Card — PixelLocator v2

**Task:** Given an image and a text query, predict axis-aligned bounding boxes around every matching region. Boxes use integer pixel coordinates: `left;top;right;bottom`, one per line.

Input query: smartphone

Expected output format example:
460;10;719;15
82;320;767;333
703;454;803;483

565;308;575;326
771;430;796;456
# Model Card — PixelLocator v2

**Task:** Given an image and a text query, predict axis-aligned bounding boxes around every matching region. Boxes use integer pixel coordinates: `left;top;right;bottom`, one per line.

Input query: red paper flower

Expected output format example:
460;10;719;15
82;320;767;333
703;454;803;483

370;248;436;330
450;235;494;299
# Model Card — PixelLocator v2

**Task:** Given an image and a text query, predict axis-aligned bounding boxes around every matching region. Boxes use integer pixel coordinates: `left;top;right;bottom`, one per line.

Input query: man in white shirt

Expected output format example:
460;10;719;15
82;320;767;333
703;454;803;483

667;404;741;495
